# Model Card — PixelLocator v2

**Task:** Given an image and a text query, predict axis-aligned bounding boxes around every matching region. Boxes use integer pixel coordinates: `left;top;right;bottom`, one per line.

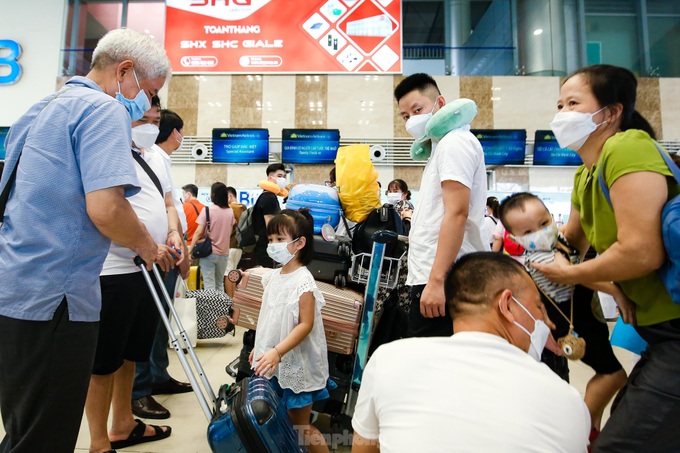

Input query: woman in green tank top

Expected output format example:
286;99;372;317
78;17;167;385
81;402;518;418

533;64;680;453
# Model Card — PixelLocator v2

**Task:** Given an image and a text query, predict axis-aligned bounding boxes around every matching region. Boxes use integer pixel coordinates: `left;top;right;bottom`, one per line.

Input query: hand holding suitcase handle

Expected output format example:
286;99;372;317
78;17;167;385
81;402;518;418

135;245;182;273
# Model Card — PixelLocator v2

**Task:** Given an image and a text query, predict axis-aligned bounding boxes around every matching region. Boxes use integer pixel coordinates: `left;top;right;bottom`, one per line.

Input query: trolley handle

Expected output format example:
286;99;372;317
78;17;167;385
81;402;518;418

132;255;217;422
372;229;409;245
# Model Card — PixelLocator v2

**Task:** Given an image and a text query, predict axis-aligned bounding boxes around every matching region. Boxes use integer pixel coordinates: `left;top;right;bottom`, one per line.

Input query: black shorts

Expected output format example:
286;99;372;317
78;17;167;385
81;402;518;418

92;272;161;375
406;285;453;338
544;284;623;375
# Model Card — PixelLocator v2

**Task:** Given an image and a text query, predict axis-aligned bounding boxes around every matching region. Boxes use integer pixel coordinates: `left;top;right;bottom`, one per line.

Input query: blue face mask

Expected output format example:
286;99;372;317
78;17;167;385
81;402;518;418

116;68;150;122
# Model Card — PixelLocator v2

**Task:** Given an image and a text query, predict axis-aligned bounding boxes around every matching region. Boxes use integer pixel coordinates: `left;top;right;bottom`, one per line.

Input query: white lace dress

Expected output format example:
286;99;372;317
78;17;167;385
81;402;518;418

252;266;329;393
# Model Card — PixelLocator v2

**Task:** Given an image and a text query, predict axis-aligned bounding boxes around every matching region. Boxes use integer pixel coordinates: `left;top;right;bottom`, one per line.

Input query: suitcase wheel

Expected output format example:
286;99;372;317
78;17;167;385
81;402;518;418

333;274;347;288
227;269;243;284
339;243;351;258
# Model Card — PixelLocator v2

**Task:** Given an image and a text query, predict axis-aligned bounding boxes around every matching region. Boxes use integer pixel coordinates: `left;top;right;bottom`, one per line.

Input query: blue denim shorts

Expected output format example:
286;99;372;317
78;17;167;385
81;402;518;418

268;375;337;410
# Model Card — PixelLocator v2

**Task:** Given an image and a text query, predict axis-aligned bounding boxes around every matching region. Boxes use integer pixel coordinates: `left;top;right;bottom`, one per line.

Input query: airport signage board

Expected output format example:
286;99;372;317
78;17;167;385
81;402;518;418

533;130;582;166
165;0;402;73
472;129;527;166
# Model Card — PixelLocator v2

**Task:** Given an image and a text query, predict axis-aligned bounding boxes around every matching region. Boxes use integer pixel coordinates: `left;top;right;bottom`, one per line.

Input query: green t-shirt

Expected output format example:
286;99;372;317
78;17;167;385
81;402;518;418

571;129;680;326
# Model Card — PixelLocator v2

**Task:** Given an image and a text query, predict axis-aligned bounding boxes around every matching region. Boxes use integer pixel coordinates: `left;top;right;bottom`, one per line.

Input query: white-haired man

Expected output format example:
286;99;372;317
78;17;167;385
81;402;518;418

0;28;170;452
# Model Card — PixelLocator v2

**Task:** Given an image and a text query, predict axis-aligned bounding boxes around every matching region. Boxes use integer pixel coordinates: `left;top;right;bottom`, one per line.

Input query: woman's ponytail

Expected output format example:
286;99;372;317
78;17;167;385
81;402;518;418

625;110;656;140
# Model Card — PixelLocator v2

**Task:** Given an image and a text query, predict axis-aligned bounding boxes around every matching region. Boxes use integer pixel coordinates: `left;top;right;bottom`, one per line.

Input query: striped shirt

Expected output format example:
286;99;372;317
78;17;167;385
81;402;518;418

524;234;579;304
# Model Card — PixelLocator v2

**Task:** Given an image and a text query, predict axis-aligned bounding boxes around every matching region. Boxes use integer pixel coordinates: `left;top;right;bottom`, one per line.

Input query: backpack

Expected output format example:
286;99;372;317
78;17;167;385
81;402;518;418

598;141;680;304
503;229;525;256
353;204;407;259
235;206;257;253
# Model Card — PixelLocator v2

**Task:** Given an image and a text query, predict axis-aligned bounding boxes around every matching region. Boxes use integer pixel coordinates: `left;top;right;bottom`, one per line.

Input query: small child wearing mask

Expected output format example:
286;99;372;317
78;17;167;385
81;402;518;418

499;192;629;438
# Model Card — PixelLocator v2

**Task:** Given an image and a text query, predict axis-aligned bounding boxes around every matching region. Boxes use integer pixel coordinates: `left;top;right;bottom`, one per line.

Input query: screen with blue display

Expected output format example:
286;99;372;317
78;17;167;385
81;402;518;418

282;129;340;164
472;129;527;166
533;130;582;166
211;128;269;163
0;127;8;160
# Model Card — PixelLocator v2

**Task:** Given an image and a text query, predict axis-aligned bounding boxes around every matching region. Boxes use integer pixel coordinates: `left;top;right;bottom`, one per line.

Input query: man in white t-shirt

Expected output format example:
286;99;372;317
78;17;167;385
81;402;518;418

352;252;590;453
85;99;185;453
132;108;193;420
394;73;488;338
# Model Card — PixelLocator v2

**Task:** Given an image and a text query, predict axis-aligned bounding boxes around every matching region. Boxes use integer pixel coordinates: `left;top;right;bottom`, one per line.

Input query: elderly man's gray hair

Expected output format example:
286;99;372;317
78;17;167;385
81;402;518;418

91;28;170;80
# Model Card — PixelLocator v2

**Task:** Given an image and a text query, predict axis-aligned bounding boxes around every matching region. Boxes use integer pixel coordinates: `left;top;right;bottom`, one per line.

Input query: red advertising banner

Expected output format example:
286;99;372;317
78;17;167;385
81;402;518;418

165;0;402;73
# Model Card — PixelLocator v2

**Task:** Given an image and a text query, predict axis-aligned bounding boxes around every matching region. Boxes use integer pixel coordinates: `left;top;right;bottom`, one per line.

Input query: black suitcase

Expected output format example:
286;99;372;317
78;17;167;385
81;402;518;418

307;236;352;287
312;351;353;416
235;329;256;382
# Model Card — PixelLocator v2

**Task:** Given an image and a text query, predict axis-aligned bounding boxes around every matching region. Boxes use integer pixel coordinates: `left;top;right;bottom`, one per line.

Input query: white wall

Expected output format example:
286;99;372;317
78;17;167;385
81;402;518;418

0;0;66;126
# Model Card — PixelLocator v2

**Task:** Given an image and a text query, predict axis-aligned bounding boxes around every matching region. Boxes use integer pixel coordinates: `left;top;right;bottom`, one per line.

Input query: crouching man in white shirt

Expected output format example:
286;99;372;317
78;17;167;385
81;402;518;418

352;252;590;453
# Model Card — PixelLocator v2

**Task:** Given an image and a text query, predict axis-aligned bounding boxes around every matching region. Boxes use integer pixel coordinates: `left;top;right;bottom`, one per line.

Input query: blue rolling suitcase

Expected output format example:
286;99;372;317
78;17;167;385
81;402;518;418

286;184;342;234
134;258;304;453
208;376;306;452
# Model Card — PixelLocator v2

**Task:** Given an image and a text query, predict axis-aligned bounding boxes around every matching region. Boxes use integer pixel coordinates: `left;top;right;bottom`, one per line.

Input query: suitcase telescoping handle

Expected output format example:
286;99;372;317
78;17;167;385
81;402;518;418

133;256;217;422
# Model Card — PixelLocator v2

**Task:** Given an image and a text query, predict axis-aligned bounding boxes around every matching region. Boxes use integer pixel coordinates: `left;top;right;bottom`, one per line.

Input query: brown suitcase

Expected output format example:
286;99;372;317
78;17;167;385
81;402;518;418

231;267;363;355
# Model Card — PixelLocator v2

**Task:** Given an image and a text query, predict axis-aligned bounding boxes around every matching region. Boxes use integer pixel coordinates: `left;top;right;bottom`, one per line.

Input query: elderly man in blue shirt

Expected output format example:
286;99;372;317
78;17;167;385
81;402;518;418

0;28;171;453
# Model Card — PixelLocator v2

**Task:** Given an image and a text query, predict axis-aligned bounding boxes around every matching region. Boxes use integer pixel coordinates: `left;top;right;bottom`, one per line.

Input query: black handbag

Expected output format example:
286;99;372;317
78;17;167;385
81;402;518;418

192;207;213;259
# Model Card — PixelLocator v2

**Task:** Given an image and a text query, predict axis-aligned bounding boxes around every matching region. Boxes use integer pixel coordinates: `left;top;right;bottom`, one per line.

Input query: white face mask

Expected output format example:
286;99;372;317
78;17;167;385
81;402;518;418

386;192;402;205
131;123;159;150
405;103;437;139
549;107;607;151
503;296;551;361
267;238;299;265
174;129;184;150
511;222;558;252
275;176;287;190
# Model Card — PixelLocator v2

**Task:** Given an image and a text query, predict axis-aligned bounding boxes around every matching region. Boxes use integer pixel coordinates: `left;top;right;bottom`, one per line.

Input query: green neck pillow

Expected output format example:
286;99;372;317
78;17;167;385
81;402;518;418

410;98;478;160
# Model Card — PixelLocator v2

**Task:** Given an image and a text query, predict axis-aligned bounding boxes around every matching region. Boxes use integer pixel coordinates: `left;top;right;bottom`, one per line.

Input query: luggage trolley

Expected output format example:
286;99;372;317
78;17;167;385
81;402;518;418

349;250;405;290
344;230;408;416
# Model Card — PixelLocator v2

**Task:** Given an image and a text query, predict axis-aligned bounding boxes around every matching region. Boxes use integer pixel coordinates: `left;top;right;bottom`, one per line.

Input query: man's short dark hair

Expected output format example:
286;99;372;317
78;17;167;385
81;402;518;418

156;109;184;144
182;184;198;197
151;95;161;109
498;192;547;235
394;73;441;103
445;252;528;318
226;186;237;199
266;163;285;176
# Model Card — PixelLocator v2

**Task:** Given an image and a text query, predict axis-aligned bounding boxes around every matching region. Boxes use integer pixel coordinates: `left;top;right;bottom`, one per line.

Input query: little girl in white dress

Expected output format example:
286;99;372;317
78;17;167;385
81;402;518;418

250;209;333;453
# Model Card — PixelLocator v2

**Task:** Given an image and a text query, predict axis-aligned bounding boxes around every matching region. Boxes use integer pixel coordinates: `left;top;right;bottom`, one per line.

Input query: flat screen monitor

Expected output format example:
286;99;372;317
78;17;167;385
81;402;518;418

281;129;340;164
533;130;582;166
472;129;527;166
211;128;269;163
0;127;8;160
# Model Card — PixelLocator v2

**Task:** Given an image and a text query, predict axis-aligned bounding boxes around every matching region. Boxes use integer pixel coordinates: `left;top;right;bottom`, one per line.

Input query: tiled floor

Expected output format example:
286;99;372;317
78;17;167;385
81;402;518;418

0;324;637;452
